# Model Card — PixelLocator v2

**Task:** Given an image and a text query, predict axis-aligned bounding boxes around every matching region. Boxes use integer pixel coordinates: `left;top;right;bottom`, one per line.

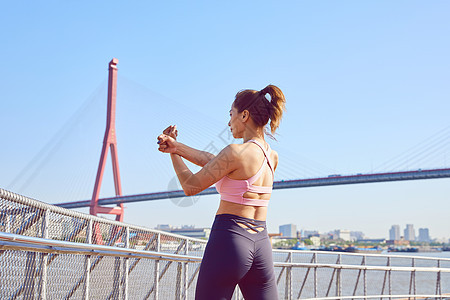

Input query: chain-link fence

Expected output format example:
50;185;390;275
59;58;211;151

0;188;206;299
1;187;450;299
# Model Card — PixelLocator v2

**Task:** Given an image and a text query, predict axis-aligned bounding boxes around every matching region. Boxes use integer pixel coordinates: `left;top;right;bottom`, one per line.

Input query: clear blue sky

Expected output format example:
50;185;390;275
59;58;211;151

1;1;450;240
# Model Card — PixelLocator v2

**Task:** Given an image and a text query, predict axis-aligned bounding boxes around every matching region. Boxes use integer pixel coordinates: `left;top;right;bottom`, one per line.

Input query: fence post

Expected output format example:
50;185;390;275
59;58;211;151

409;258;416;296
285;252;292;300
314;252;318;298
123;226;129;300
388;257;392;300
437;259;442;299
413;258;416;296
176;254;183;300
336;254;341;297
363;255;367;297
154;233;160;300
183;239;189;300
113;232;122;299
83;219;92;300
38;208;49;300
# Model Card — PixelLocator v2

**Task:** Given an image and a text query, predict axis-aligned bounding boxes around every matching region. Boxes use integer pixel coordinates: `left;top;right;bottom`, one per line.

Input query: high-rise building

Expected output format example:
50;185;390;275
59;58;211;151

336;229;351;241
404;224;415;241
389;225;400;241
418;228;430;243
279;224;297;238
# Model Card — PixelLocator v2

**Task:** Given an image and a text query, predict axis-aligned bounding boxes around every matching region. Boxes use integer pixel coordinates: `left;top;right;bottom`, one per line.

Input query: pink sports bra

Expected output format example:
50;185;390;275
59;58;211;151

215;139;274;207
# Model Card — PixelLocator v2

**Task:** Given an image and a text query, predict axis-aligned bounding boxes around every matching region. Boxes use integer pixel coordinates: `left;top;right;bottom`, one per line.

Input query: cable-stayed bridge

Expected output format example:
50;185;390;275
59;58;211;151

56;167;450;209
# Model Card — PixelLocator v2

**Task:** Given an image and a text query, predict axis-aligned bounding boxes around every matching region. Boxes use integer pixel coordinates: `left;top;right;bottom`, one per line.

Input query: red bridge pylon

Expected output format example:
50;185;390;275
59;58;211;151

90;58;124;244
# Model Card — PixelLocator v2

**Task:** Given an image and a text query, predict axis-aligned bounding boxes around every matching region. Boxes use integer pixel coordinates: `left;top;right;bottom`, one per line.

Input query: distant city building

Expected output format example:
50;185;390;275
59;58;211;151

336;229;351;241
351;231;365;241
434;237;449;244
327;231;339;240
310;236;321;246
279;224;297;238
302;230;320;238
156;224;171;231
389;225;401;241
418;228;430;243
404;224;415;241
156;224;211;239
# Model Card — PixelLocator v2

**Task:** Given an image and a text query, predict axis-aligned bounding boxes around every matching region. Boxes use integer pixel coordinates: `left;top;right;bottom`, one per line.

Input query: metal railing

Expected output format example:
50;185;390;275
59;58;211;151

271;249;450;299
1;187;450;299
0;188;206;299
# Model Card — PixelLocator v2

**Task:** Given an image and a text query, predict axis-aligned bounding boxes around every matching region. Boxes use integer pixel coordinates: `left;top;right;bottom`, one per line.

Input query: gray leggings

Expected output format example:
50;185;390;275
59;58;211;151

195;214;278;300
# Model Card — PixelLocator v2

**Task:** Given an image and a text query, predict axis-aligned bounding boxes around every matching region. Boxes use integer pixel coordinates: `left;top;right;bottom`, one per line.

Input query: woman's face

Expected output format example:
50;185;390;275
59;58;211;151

228;105;245;139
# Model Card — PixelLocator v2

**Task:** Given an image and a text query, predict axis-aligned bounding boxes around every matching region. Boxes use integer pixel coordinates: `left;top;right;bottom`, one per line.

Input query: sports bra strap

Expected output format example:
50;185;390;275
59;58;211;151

247;139;274;176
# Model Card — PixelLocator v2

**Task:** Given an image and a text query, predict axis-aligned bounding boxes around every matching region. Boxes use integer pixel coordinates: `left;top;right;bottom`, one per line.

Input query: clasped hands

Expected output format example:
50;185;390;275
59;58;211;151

157;125;178;153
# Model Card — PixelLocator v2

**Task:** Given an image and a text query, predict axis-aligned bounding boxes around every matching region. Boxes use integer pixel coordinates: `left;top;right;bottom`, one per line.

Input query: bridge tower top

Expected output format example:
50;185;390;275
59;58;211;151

89;58;124;230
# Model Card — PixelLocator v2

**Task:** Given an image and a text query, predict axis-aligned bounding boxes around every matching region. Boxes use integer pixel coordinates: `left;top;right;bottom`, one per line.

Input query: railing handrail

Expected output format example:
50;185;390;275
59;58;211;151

273;248;450;262
274;261;450;272
0;231;202;262
2;231;450;273
0;187;207;244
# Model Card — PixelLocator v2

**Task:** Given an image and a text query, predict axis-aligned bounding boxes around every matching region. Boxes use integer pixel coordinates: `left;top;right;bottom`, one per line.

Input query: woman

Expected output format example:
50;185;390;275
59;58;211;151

157;85;286;300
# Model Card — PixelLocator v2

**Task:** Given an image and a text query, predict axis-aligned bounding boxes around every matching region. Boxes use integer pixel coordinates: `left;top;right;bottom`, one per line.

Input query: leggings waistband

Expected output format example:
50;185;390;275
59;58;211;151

212;214;267;241
214;213;266;226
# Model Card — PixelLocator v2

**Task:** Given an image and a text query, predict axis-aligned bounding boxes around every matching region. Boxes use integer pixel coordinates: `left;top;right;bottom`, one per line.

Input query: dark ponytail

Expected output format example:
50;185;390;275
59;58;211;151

233;84;286;135
260;85;286;134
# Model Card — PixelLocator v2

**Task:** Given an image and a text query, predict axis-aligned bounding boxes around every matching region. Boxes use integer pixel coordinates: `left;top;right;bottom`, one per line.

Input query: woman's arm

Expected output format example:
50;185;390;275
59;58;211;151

175;143;215;167
158;125;215;167
166;144;239;196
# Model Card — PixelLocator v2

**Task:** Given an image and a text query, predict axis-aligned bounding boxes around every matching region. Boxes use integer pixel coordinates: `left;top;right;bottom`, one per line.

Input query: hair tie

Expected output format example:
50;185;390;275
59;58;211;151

259;89;271;101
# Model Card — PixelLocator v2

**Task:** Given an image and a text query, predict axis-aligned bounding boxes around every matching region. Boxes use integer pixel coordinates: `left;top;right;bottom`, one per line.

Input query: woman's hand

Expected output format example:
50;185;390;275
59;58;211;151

158;125;178;153
157;133;178;154
162;125;178;140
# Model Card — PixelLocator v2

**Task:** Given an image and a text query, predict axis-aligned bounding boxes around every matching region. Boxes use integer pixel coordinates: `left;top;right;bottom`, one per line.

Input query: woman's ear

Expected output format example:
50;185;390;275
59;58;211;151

241;110;250;122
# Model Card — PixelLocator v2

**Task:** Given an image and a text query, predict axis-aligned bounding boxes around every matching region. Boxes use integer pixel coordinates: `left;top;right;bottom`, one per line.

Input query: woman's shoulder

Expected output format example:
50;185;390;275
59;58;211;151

270;149;279;170
223;143;258;160
224;142;279;171
216;143;243;161
224;142;278;163
222;143;241;154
